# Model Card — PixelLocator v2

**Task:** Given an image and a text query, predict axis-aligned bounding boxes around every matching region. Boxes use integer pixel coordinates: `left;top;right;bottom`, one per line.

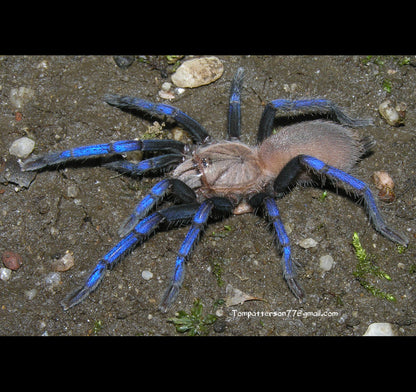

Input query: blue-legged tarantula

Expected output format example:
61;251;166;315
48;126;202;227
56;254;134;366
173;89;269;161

21;67;408;312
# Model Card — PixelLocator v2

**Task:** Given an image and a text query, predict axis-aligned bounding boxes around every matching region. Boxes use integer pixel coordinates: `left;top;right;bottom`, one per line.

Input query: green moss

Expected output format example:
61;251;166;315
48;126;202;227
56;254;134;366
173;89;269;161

397;244;407;254
91;319;103;335
319;190;328;201
212;261;226;287
382;79;392;93
210;224;234;238
352;232;396;301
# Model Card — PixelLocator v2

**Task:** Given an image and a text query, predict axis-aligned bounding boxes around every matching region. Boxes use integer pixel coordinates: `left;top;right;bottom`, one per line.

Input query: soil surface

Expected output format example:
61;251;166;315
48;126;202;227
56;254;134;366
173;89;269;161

1;55;415;336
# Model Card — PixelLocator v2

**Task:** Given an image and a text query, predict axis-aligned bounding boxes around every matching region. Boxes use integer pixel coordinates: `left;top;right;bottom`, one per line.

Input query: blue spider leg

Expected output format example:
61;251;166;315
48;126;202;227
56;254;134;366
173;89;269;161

300;155;409;247
61;211;163;310
118;178;196;237
257;98;373;144
61;202;202;310
228;67;244;140
118;178;171;237
158;197;233;312
159;200;213;312
21;139;185;171
105;94;210;143
263;196;305;300
102;153;183;176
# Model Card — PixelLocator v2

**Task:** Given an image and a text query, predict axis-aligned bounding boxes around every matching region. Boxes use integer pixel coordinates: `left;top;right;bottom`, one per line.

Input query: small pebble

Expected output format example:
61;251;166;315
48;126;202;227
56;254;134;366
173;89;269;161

0;267;12;281
51;251;75;272
9;137;35;159
298;238;318;249
161;82;172;91
171;56;224;88
319;254;334;271
10;87;35;109
67;185;79;198
213;320;226;333
372;171;395;203
141;270;153;280
378;99;406;126
363;322;395;336
113;56;135;69
2;250;23;270
44;272;61;287
158;89;175;100
24;288;37;300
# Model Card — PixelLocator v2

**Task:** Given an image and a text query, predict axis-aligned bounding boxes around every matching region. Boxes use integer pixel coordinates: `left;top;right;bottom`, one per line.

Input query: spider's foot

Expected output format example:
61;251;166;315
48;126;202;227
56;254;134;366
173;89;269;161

61;261;107;310
61;285;91;311
286;276;305;302
118;214;140;237
379;225;409;247
159;282;181;313
21;152;62;171
104;94;123;107
333;107;374;128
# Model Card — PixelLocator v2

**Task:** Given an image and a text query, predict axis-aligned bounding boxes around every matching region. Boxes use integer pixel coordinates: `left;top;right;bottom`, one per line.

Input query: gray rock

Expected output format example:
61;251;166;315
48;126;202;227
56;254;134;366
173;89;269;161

319;254;334;271
141;270;153;280
298;238;318;249
9;137;35;159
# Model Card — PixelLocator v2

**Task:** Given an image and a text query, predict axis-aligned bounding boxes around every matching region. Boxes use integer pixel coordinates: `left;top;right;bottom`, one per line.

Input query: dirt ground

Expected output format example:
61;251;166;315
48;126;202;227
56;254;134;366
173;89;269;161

0;55;415;336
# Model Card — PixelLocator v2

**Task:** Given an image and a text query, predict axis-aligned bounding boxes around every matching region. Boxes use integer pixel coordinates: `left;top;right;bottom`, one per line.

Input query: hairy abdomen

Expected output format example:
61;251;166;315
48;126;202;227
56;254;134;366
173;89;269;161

257;120;369;178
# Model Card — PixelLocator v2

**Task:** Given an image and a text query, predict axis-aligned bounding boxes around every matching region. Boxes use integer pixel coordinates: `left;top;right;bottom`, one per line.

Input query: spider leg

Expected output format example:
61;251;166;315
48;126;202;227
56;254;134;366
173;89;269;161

102;153;183;176
300;155;409;246
118;178;196;237
105;94;210;144
159;197;233;312
61;202;201;310
257;98;373;144
21;139;185;171
61;211;163;310
249;193;305;301
228;67;244;140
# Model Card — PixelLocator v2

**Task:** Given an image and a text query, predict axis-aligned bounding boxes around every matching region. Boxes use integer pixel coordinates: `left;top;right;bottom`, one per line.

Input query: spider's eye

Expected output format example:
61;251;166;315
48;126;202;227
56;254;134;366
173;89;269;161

202;158;209;168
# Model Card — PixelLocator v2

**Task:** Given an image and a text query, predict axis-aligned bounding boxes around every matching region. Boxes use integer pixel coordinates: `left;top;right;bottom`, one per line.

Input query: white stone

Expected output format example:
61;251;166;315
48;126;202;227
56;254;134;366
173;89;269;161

141;270;153;280
298;238;318;249
319;254;334;271
44;272;61;287
161;82;172;91
378;99;406;126
158;90;175;100
67;185;79;198
363;322;395;336
0;267;12;281
9;137;35;158
24;288;38;300
10;87;35;109
171;57;224;88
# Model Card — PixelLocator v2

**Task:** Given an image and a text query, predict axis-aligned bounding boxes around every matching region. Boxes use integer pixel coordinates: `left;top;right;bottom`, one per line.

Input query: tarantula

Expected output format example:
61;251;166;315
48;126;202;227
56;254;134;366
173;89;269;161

21;67;408;312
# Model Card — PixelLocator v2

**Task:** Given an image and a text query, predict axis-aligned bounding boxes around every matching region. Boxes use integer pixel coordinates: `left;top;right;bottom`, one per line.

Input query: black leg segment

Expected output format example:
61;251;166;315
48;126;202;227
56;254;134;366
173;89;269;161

273;156;303;195
257;98;373;144
105;94;210;144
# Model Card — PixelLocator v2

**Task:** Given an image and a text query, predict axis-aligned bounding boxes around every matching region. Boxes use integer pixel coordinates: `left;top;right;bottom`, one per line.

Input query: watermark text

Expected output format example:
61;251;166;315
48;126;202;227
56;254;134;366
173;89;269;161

231;309;339;319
